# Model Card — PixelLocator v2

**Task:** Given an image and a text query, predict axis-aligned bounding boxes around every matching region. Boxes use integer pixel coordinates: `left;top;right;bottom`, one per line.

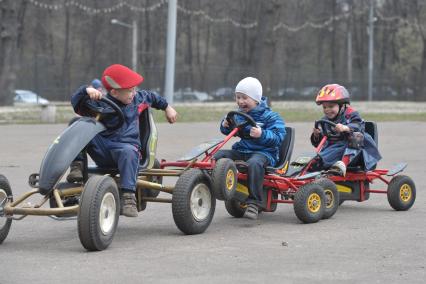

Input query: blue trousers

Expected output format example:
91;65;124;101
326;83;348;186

85;135;140;193
214;150;269;207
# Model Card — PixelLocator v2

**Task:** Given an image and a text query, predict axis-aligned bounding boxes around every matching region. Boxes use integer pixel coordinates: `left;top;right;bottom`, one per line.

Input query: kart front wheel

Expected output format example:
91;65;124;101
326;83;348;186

293;182;325;223
0;174;12;244
313;178;339;219
78;175;120;251
224;199;246;218
211;158;237;201
172;169;215;234
387;175;416;211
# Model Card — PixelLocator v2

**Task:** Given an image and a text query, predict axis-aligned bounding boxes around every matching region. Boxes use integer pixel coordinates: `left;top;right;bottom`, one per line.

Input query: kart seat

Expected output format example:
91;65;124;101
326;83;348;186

365;121;378;145
235;127;295;174
265;126;295;173
347;121;378;171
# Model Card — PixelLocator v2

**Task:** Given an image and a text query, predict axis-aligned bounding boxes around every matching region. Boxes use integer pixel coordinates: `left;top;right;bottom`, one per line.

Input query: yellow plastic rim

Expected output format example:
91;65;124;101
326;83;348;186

226;170;235;191
324;189;334;209
400;184;412;202
307;193;321;213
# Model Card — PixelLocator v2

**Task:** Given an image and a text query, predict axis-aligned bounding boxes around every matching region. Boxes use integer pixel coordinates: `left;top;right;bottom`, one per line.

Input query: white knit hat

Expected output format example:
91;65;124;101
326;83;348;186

235;77;262;102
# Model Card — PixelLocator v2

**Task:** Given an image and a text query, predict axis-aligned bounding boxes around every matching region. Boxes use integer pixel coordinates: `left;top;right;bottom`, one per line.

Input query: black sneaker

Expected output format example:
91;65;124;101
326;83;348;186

66;161;84;183
243;204;259;220
122;192;138;217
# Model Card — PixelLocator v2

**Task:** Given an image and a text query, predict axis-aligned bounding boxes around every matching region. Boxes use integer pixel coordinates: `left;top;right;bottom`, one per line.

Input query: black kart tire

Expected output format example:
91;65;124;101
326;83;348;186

172;169;215;234
211;158;237;201
387;175;416;211
78;175;120;251
293;182;325;223
0;174;12;244
144;159;162;198
224;199;246;218
313;178;339;219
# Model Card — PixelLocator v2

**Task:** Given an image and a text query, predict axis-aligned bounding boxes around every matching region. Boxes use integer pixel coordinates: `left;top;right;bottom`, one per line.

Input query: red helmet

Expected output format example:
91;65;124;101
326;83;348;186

101;64;144;91
315;84;350;105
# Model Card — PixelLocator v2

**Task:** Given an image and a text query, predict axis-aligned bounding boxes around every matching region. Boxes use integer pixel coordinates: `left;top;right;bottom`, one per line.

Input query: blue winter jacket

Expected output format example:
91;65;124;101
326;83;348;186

220;97;286;166
71;85;168;147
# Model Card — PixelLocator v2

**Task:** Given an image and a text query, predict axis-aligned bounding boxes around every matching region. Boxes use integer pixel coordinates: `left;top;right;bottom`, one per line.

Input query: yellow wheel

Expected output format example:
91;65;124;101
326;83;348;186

211;158;237;201
387;175;416;211
313;178;339;219
294;182;325;223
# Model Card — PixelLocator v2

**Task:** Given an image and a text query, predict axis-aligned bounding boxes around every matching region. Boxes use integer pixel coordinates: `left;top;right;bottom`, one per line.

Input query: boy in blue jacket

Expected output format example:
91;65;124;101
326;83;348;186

67;64;178;217
214;77;286;220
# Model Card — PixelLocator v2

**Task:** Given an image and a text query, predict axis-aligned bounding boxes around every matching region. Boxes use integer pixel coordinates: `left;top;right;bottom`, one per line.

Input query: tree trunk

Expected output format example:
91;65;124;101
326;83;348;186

0;0;27;106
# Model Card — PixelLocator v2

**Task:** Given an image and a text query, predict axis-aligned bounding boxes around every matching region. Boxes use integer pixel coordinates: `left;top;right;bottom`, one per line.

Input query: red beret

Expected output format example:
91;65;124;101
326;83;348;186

101;64;144;91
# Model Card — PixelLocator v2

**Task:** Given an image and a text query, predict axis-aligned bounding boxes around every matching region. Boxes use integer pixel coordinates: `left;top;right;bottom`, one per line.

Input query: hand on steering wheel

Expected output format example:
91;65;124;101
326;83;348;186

314;119;338;137
82;96;125;131
225;111;257;139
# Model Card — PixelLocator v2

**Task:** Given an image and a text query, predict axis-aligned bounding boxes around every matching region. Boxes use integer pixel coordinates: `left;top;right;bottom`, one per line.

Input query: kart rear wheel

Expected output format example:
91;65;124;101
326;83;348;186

144;159;162;198
313;178;339;219
78;175;120;251
224;199;246;218
387;175;416;211
211;158;237;201
0;174;12;244
172;169;215;234
293;182;325;223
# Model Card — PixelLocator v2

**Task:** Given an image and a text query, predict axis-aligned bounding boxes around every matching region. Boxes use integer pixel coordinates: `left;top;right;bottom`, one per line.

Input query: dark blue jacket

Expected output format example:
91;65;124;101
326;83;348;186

220;97;286;166
311;105;381;170
71;86;168;147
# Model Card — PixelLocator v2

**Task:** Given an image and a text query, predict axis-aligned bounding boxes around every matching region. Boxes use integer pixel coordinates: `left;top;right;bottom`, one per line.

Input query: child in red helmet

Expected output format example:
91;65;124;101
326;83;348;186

310;84;381;175
68;64;178;217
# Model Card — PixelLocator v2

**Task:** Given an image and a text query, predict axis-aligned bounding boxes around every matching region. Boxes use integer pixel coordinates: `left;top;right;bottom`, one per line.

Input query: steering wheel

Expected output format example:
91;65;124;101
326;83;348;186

314;119;338;137
82;96;125;131
225;111;257;139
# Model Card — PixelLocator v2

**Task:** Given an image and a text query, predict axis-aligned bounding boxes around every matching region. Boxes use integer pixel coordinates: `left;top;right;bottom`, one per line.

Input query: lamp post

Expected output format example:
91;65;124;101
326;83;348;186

111;19;138;72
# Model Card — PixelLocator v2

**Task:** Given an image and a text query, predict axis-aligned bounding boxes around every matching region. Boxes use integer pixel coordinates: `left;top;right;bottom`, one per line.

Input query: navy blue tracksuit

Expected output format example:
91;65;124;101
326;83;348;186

71;86;168;193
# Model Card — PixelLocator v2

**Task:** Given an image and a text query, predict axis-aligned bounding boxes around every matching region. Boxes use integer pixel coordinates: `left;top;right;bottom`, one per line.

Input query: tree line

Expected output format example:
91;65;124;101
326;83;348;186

1;0;426;105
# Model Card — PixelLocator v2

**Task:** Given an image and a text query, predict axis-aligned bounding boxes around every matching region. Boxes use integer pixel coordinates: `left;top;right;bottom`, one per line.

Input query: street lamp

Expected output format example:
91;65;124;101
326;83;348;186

111;19;138;72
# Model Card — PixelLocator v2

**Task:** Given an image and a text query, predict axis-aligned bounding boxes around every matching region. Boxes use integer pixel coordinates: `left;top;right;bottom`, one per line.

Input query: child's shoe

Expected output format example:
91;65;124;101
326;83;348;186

122;192;138;217
66;161;84;183
330;161;346;177
243;204;259;220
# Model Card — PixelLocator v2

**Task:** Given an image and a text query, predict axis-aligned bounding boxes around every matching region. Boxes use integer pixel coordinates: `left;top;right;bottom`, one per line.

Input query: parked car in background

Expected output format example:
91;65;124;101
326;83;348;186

210;87;234;101
13;90;49;105
174;88;212;102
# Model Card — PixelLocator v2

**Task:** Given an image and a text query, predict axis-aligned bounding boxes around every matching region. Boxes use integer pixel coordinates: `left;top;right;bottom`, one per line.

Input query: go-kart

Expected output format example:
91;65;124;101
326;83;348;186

213;112;415;224
0;97;216;251
178;111;339;223
285;119;416;210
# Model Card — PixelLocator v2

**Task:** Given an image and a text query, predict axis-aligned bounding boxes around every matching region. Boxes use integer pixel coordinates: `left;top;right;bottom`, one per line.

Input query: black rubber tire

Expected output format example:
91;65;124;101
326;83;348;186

144;159;162;198
211;158;237;201
78;175;120;251
313;178;339;219
387;175;416;211
0;174;12;244
293;182;325;223
172;169;215;234
49;182;80;217
224;199;246;218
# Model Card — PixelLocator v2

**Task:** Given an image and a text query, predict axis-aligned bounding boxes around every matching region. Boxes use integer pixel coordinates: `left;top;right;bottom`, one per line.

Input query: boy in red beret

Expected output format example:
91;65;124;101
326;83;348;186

68;64;178;217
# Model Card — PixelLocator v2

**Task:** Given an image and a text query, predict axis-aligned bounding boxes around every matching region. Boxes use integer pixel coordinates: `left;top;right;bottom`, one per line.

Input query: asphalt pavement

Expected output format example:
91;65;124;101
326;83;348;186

0;122;425;284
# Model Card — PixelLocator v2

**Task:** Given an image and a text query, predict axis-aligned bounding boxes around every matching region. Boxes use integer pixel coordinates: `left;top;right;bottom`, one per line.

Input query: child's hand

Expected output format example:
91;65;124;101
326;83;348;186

165;105;178;123
335;123;350;133
222;119;230;128
86;87;103;100
250;126;262;138
312;127;321;137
